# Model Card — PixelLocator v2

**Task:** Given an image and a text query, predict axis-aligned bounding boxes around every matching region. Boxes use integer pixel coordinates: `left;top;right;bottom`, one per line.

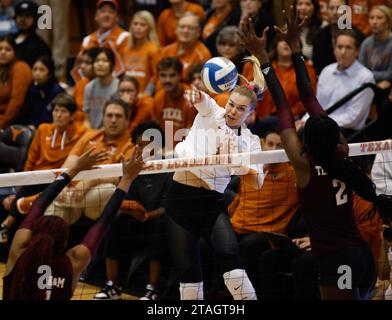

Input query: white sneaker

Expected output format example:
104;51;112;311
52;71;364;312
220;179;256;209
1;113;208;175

140;284;159;300
385;284;392;300
93;281;122;300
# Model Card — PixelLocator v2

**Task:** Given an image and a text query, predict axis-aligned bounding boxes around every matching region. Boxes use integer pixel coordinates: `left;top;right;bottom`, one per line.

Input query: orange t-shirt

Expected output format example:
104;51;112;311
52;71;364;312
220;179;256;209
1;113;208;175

128;95;155;133
229;163;299;234
69;128;133;165
158;41;212;82
349;0;389;36
153;84;197;144
256;61;317;118
157;2;205;46
73;77;90;122
353;193;383;265
24;123;90;171
121;41;160;93
0;61;33;129
80;26;130;76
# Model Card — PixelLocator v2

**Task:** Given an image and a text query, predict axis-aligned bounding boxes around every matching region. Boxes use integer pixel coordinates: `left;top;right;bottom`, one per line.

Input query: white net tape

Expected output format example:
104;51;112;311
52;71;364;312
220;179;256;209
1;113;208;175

0;139;391;187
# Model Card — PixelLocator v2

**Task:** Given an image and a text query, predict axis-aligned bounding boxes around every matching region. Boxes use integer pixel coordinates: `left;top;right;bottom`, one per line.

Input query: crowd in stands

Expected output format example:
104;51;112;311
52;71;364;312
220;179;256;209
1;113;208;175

0;0;391;300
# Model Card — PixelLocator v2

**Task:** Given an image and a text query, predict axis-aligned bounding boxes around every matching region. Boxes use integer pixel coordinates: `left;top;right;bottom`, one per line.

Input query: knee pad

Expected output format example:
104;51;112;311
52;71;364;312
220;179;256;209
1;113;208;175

223;269;257;300
179;282;203;300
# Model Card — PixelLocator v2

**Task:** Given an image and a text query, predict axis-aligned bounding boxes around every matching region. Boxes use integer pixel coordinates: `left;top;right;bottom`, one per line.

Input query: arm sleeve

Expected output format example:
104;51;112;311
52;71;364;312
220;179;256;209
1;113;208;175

19;173;71;230
81;188;127;256
260;62;295;130
292;52;325;116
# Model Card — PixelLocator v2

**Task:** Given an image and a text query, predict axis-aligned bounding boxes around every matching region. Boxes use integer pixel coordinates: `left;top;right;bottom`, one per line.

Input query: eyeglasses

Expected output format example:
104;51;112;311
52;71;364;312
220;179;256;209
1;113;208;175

119;88;136;93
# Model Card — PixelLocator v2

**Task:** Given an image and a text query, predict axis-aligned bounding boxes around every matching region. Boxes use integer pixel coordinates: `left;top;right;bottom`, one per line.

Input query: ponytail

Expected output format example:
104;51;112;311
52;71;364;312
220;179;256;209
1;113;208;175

9;233;55;300
242;55;266;101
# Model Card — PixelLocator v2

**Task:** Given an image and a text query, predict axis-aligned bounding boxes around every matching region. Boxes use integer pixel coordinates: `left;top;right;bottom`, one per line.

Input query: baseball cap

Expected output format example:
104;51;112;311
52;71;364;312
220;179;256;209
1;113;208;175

96;0;119;11
15;1;38;17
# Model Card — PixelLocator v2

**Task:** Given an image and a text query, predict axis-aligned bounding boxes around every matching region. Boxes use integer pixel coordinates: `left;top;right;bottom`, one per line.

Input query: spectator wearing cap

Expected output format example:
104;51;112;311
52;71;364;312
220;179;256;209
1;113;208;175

34;0;70;82
12;0;51;68
80;0;129;77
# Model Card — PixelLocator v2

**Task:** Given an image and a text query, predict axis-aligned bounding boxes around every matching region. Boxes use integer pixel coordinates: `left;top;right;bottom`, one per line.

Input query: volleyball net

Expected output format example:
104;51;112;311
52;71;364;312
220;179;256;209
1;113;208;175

0;139;391;300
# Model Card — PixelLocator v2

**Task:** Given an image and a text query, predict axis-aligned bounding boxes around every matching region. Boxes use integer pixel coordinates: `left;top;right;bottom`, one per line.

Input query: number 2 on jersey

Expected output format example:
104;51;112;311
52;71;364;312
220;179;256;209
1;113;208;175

332;179;348;206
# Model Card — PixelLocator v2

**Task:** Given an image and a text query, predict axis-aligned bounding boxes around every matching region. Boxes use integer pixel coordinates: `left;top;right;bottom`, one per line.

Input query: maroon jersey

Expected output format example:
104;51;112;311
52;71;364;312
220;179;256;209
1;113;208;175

298;159;365;256
3;255;74;300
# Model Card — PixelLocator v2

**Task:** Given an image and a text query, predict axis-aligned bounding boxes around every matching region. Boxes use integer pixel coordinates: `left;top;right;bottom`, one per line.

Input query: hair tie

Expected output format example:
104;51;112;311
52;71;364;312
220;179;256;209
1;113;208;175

247;84;254;91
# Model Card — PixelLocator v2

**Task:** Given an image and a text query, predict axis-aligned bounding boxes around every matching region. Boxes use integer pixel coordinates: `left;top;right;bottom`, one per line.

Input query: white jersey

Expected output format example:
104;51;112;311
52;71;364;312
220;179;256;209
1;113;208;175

175;92;264;193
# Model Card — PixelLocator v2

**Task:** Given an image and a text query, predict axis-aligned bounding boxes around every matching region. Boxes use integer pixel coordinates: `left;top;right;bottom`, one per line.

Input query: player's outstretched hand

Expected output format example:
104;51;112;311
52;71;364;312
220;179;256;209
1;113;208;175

238;17;269;63
185;85;203;107
274;4;307;52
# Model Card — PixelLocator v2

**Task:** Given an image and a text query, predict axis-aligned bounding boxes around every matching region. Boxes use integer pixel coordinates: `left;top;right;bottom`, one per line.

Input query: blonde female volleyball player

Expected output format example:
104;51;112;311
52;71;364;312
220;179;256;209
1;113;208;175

3;148;143;300
165;58;266;300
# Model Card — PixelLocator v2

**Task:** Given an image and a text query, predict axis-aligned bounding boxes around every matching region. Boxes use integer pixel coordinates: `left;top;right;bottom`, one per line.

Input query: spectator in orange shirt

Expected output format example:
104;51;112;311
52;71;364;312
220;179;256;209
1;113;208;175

115;75;155;133
157;13;211;87
257;37;317;119
153;57;197;150
0;35;33;129
202;0;241;56
188;63;230;108
72;48;99;123
157;0;205;47
80;0;129;77
121;10;160;95
44;98;134;225
0;94;90;244
349;0;390;37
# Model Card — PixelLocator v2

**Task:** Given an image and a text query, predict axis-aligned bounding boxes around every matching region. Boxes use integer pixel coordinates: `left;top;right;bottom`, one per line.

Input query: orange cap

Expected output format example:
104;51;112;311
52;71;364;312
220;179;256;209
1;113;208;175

96;0;118;11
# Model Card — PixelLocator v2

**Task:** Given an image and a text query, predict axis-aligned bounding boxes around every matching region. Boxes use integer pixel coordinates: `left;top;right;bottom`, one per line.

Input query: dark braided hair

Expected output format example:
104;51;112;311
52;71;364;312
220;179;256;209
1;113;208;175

303;114;392;220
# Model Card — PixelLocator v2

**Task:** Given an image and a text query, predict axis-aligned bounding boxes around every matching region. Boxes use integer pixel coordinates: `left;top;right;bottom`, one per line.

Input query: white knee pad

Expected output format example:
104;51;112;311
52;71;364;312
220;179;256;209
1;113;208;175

179;282;204;300
223;269;257;300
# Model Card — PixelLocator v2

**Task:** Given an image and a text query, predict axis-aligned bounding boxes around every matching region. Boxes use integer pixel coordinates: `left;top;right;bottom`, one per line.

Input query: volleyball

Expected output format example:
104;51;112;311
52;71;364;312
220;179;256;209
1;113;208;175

201;57;238;94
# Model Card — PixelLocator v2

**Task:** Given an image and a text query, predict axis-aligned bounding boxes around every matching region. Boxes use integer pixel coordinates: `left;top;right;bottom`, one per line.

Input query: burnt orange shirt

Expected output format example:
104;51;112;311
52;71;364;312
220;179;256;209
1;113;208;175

349;0;389;36
353;193;383;265
157;2;205;46
159;41;211;82
0;61;33;129
256;61;317;118
153;84;197;143
230;163;299;234
121;41;160;93
69;128;133;165
81;26;130;76
24;123;90;171
128;95;155;133
73;77;90;122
